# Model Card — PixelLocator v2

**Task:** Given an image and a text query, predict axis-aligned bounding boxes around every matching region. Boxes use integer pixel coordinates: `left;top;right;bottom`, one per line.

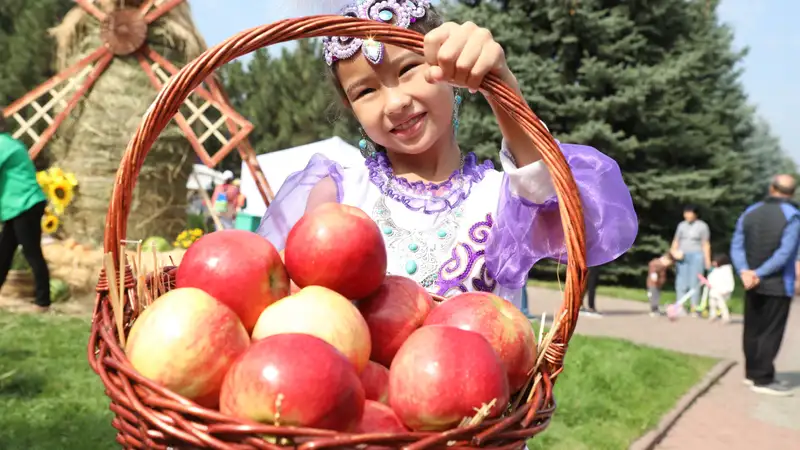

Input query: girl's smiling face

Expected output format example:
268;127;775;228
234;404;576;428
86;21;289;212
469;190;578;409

336;44;456;155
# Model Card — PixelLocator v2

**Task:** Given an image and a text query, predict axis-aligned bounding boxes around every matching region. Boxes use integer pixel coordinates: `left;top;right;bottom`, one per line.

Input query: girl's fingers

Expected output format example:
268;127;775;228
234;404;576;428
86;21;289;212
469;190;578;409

453;33;485;87
423;23;455;71
466;42;505;93
434;27;470;83
425;66;445;84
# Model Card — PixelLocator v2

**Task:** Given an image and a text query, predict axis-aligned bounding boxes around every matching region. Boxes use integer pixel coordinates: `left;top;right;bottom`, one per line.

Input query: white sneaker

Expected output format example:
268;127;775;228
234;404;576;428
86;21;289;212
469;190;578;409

579;308;602;318
743;378;789;387
751;382;793;397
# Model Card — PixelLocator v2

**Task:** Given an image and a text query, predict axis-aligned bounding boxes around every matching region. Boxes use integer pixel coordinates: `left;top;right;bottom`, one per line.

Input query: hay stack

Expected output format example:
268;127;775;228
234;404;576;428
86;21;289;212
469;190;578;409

42;238;188;295
46;0;208;246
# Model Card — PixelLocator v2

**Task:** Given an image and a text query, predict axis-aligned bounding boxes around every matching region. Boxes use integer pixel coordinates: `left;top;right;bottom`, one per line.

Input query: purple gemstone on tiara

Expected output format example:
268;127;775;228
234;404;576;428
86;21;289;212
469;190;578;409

322;0;432;66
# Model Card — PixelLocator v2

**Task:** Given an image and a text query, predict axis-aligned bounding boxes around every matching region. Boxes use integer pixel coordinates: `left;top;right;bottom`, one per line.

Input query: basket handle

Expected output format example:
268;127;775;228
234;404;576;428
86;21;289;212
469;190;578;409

103;15;588;370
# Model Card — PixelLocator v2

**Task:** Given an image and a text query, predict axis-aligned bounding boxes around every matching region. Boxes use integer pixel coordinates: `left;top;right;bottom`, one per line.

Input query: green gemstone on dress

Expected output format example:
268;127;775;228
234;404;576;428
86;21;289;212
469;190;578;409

376;209;384;214
408;243;419;252
382;226;393;235
437;229;447;238
455;210;463;217
405;260;418;275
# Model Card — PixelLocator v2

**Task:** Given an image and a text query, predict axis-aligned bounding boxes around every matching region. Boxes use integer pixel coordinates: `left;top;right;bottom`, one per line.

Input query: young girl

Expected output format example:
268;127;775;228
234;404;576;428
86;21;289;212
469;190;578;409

703;254;735;323
257;0;638;309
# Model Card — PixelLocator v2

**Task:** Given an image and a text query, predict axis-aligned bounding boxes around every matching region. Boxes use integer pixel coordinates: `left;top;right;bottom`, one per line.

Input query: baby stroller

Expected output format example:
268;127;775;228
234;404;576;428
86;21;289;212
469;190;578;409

666;273;710;321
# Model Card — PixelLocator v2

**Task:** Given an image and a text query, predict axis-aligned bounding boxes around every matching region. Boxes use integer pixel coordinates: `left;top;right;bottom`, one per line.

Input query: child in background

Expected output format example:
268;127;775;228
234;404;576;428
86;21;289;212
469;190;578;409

704;253;735;323
647;254;673;316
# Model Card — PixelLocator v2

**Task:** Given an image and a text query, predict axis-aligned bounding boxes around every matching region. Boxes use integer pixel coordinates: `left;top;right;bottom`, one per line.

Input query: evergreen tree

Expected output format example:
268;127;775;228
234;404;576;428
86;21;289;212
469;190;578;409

447;0;786;282
219;39;358;158
0;0;72;106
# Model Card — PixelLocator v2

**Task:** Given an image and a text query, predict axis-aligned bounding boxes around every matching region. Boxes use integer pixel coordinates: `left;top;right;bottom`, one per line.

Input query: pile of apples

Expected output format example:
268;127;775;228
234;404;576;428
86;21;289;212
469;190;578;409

124;203;538;434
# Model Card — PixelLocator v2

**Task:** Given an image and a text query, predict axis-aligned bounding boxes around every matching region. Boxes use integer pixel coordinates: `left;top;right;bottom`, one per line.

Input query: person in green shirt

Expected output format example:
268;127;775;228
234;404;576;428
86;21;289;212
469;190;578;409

0;115;50;311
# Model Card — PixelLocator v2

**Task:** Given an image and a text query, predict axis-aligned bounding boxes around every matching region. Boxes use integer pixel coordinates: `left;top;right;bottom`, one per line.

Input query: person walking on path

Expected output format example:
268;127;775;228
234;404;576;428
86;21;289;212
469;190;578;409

580;265;603;317
730;174;799;396
0;115;51;312
671;205;711;316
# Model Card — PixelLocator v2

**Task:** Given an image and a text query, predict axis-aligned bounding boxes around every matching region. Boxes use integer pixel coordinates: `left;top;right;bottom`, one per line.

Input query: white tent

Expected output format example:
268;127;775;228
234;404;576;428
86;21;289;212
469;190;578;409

187;164;226;191
239;136;365;218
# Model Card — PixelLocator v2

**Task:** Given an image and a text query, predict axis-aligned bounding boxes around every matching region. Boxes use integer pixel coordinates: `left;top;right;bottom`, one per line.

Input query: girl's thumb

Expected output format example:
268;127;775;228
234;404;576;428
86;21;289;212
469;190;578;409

425;66;443;83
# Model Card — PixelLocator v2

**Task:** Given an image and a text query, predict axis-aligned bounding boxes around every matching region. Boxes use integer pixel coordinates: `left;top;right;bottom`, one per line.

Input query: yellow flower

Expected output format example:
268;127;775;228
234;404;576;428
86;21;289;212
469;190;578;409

48;167;65;179
36;171;50;188
49;179;74;214
64;172;78;187
42;214;59;234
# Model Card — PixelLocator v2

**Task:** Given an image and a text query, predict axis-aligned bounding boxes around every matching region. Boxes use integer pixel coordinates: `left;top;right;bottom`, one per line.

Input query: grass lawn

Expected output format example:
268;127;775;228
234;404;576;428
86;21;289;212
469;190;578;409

0;311;715;450
529;279;745;315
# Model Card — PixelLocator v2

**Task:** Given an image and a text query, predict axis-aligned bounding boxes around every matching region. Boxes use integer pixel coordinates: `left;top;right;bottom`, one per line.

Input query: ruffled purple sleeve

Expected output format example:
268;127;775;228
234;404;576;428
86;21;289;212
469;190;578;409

255;154;344;251
486;143;638;289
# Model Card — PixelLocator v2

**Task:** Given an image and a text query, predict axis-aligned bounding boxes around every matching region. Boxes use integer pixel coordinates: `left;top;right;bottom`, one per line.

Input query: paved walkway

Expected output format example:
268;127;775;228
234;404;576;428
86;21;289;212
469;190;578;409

527;286;800;450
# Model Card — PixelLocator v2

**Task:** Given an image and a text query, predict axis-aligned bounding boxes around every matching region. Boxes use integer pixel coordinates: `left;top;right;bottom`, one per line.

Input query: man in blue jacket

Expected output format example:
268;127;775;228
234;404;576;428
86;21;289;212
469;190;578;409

731;174;799;396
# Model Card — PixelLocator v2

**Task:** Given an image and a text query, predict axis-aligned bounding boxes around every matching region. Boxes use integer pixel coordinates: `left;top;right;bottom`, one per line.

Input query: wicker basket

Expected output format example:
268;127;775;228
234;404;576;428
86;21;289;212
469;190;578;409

88;15;588;450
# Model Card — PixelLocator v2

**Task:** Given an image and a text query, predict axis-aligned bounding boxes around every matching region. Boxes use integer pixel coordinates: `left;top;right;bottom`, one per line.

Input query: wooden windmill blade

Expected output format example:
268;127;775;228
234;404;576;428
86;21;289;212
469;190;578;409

136;46;275;204
2;46;114;160
2;0;275;207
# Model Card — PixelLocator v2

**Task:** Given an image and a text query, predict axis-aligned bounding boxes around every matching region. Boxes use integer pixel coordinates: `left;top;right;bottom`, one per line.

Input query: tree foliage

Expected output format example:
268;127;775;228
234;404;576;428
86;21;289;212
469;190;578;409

448;0;796;282
218;39;358;169
0;0;72;107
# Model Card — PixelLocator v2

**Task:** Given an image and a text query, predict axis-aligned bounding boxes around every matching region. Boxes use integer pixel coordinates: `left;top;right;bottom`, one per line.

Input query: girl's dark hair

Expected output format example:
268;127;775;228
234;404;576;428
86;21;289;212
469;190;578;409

326;5;445;101
712;253;730;266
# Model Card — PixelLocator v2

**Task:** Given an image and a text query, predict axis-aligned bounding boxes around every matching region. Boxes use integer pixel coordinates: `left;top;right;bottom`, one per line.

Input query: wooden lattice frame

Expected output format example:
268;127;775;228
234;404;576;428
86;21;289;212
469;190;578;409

1;0;274;204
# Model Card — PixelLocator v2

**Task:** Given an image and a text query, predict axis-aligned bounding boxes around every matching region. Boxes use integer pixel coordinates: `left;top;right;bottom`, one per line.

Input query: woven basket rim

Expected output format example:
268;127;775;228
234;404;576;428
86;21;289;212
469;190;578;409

89;14;588;450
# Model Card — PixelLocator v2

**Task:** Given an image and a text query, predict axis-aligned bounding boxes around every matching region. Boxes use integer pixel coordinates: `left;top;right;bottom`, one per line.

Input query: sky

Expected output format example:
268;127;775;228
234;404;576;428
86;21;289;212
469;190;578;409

189;0;800;164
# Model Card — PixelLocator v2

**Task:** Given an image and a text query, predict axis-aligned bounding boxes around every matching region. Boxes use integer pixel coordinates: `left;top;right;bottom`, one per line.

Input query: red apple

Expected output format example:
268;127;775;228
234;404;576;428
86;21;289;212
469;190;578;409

357;275;436;367
356;400;407;433
220;333;365;431
423;292;536;392
360;361;390;405
285;203;387;299
278;249;301;294
389;325;510;431
355;401;408;450
251;286;371;373
125;287;250;408
175;229;289;332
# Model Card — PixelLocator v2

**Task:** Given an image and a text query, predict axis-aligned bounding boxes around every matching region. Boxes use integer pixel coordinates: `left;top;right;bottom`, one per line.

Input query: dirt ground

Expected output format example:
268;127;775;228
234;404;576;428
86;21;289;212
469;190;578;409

0;239;187;317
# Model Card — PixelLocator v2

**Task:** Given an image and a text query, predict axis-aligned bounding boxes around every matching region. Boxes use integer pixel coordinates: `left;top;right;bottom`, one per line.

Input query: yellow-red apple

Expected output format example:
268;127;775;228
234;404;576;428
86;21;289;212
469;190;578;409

389;325;509;431
125;287;250;408
175;229;289;332
220;333;365;431
251;286;371;373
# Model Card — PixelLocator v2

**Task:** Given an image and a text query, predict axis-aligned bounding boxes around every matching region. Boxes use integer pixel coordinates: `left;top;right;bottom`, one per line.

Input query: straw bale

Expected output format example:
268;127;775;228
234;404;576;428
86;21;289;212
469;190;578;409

45;1;209;246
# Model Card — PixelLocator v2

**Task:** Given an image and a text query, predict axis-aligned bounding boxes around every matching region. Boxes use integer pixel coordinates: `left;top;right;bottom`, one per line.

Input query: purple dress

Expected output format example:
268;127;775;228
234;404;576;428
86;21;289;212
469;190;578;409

257;142;637;308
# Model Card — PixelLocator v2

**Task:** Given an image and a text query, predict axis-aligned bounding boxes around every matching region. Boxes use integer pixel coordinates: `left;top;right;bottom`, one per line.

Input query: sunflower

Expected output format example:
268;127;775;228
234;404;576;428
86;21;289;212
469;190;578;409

64;172;78;187
36;171;51;190
42;213;60;234
49;179;75;214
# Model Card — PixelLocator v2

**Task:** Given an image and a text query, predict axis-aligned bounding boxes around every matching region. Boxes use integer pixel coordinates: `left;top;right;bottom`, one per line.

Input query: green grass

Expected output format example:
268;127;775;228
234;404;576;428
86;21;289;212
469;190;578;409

526;334;715;450
0;311;715;450
529;279;745;315
0;312;115;449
